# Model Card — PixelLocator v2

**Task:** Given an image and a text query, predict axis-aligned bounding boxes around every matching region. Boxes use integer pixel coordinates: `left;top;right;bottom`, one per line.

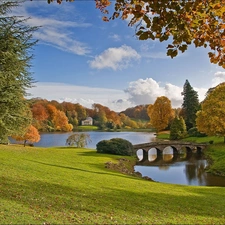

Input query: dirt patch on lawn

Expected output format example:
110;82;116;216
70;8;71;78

105;158;154;181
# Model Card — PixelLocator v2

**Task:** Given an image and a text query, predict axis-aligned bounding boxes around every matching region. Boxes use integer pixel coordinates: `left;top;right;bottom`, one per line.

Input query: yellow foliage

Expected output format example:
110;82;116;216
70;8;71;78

147;96;174;132
196;83;225;137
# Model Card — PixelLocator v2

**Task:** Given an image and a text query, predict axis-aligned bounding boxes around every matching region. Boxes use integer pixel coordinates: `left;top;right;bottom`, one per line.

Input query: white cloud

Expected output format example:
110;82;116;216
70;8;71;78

27;78;209;112
124;78;207;108
212;71;225;87
88;45;141;70
27;82;132;112
13;2;91;55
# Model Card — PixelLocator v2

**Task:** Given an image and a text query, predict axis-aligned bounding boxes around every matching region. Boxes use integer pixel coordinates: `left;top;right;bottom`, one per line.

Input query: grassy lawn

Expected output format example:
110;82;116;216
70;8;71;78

1;145;225;224
77;125;99;131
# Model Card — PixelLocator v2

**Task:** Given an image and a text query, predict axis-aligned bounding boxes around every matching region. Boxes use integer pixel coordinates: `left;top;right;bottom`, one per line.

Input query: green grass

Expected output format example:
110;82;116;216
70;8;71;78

156;133;170;139
183;136;225;144
1;145;225;224
77;125;99;130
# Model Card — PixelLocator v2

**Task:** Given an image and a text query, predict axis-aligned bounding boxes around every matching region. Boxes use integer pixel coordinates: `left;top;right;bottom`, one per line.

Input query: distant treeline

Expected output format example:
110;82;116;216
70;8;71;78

28;98;150;132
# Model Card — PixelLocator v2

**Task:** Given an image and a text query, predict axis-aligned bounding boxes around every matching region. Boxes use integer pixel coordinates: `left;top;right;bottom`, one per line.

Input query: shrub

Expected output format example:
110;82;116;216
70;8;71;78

170;116;187;140
96;138;134;156
188;127;207;137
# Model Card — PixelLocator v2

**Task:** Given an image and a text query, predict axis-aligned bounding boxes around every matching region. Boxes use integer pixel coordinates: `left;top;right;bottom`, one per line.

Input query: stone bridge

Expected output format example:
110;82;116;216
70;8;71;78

133;141;208;162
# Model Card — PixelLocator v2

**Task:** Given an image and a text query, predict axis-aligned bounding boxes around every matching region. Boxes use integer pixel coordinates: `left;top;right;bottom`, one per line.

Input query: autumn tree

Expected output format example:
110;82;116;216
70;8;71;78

119;113;138;129
12;125;40;147
147;96;174;132
31;103;49;130
52;110;73;131
47;0;225;68
0;1;37;143
196;82;225;143
181;80;200;130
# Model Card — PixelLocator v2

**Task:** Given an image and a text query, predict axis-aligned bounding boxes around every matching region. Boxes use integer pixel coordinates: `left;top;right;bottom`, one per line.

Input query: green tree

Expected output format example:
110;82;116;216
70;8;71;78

196;82;225;143
170;116;186;140
181;80;200;130
97;110;108;129
0;1;37;144
147;96;174;132
66;133;91;147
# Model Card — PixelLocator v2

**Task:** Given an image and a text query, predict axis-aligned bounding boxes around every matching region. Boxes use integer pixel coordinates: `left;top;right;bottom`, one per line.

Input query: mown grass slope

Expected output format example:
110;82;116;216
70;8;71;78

1;145;225;224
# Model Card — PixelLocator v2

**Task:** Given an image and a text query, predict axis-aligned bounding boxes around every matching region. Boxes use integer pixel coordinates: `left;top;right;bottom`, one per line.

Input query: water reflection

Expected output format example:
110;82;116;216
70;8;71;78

135;150;225;187
148;148;157;162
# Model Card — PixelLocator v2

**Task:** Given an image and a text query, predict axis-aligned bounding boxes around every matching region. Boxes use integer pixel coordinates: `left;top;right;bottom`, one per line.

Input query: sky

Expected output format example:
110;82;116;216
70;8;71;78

12;0;225;112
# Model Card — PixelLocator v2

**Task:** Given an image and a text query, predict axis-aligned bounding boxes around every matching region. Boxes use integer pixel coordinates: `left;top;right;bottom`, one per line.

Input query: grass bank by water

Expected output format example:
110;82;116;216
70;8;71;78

1;145;225;224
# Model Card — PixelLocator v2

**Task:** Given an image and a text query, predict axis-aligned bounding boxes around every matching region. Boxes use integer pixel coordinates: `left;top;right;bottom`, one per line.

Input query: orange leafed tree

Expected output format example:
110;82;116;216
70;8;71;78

31;103;49;130
13;125;40;147
52;110;73;131
147;96;174;132
32;103;49;121
95;0;225;68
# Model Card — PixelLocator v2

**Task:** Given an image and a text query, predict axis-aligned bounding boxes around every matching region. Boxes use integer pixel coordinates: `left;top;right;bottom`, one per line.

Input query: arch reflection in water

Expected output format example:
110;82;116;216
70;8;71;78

137;149;143;161
148;148;157;162
162;146;174;162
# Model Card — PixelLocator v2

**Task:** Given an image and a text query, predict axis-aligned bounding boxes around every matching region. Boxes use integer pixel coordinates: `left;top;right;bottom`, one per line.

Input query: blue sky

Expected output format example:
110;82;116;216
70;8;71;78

14;0;225;111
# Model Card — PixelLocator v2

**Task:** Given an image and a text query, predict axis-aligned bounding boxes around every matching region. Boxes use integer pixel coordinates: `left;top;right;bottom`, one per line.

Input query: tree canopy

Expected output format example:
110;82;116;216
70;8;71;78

181;79;200;130
13;125;40;147
95;0;225;68
147;96;174;132
45;1;225;67
0;1;37;143
196;82;225;143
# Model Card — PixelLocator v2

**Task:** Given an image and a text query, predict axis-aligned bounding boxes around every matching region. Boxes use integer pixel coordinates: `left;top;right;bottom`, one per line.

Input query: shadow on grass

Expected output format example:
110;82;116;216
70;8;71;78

1;175;225;224
78;150;137;160
24;159;139;182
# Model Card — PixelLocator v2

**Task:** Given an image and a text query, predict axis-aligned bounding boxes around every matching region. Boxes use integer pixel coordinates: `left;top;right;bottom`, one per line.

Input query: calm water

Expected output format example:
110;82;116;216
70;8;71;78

32;131;155;148
135;151;225;187
10;131;225;187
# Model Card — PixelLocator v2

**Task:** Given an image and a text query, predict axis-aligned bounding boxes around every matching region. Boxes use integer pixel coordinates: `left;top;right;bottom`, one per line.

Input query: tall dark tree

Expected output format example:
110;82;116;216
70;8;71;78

0;1;38;143
181;80;200;130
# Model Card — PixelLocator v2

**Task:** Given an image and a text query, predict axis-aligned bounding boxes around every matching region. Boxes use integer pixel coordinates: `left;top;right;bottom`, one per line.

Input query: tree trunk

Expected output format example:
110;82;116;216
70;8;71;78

24;140;27;147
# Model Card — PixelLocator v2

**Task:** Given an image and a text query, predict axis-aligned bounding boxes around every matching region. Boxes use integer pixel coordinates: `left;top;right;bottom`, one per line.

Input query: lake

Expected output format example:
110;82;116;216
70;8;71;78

10;131;225;187
33;131;156;148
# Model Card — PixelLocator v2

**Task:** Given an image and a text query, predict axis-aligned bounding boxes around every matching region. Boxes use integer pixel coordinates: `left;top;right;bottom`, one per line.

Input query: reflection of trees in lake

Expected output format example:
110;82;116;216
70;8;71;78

184;160;207;185
163;154;173;162
163;146;173;154
159;165;170;171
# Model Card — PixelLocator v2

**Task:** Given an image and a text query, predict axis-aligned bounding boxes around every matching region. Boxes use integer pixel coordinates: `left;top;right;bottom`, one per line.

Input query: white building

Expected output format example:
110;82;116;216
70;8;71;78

81;117;93;126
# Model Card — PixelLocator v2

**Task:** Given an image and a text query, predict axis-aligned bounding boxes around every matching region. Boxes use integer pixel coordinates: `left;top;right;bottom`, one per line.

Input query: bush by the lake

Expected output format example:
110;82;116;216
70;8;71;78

96;138;134;156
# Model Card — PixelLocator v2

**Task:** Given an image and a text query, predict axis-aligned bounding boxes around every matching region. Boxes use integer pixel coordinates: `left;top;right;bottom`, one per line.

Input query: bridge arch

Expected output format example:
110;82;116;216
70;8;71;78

133;141;208;162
